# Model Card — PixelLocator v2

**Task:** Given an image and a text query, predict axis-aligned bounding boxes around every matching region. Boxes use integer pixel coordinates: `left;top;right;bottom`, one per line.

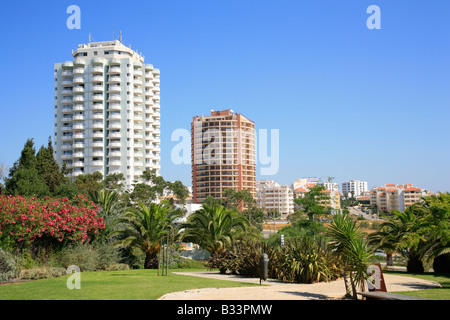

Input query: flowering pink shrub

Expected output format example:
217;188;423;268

0;195;104;244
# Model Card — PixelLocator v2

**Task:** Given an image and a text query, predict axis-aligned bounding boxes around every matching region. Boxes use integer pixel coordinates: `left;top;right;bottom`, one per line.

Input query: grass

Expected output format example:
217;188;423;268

0;268;259;300
385;271;450;300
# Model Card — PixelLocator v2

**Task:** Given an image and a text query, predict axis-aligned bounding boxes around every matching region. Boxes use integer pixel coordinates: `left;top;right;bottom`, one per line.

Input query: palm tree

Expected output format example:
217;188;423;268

373;206;430;273
181;203;249;264
89;189;122;244
112;202;180;269
89;189;120;216
328;213;374;298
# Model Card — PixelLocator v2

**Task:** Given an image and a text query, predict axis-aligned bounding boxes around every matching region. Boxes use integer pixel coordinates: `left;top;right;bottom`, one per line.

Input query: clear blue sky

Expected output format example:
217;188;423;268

0;0;449;192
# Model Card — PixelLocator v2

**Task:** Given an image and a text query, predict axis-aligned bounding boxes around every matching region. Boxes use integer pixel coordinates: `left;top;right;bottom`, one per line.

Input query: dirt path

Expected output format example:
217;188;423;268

158;271;441;300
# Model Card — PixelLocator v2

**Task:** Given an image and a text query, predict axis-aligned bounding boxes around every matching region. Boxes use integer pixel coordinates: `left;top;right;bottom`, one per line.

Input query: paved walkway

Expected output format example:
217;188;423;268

158;271;441;300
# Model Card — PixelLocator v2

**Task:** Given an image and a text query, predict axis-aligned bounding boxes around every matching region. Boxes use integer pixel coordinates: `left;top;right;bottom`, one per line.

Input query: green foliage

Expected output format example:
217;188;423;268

5;139;50;197
112;202;181;269
57;243;121;272
18;267;66;280
181;203;249;259
0;249;18;281
294;185;331;220
268;218;326;246
36;137;65;193
74;171;103;195
210;238;344;284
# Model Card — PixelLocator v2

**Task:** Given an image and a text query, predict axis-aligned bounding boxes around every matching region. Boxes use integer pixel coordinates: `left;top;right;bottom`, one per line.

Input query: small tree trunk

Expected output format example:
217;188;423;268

144;252;159;269
386;252;394;267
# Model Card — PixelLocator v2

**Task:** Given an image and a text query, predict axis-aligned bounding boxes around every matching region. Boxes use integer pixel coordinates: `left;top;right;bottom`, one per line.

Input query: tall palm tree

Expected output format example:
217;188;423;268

181;203;249;260
112;202;180;269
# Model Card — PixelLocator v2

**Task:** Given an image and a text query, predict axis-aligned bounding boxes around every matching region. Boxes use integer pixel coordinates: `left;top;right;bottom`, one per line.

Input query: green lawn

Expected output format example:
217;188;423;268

385;271;450;300
0;269;259;300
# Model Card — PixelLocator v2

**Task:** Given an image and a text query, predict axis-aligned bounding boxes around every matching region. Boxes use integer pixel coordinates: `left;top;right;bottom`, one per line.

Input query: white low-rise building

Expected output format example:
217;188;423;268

256;180;294;219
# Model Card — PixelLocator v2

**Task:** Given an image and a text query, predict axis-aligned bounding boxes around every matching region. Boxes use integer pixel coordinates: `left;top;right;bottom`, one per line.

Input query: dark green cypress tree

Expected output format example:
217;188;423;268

36;137;65;194
5;138;50;197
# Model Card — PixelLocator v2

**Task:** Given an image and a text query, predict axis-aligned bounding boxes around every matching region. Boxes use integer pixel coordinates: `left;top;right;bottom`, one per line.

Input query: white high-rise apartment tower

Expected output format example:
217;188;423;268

54;40;161;189
341;180;368;197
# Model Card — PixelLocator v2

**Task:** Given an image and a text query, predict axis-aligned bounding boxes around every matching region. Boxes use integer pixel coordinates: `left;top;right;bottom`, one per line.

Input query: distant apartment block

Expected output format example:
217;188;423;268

342;180;368;197
191;109;256;204
369;184;427;213
256;180;294;218
322;181;339;192
293;183;341;211
54;40;161;189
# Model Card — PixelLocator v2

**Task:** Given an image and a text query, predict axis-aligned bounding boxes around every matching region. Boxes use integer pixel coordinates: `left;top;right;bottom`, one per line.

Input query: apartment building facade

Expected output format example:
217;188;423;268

342;180;368;197
191;109;256;203
369;184;425;213
54;40;161;189
256;180;294;218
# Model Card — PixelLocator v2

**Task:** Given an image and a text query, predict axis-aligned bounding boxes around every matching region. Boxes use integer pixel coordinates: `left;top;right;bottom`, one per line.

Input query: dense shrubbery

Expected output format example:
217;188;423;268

209;238;345;284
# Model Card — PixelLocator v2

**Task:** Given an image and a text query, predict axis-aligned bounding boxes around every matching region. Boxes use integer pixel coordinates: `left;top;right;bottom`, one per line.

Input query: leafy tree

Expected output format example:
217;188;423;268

74;171;103;195
104;173;126;193
5;139;49;197
294;185;331;220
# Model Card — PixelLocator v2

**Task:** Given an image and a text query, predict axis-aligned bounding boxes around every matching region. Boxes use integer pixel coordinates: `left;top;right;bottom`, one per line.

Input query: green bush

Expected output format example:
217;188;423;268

57;243;121;271
19;267;66;280
0;249;18;281
208;237;345;284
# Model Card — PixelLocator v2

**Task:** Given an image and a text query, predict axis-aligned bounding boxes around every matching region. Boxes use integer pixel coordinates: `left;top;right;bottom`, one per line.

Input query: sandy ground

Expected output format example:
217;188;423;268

158;271;441;300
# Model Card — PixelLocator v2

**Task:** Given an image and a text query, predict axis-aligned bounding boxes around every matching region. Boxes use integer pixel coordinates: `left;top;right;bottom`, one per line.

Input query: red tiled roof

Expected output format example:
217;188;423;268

403;187;421;191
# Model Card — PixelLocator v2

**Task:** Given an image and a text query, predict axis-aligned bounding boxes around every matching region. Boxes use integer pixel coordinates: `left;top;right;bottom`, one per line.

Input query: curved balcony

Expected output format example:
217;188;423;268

73;67;85;75
91;104;104;111
91;58;105;65
73;59;86;66
91;94;104;102
108;85;121;93
109;103;121;111
72;104;84;111
91;160;104;167
61;80;73;87
109;66;121;74
61;70;73;77
108;113;121;120
108;76;121;84
73;77;84;84
73;87;85;93
108;160;122;167
91;122;104;129
72;143;85;149
109;95;121;102
61;98;73;105
61;89;73;96
62;62;74;68
91;66;104;73
91;76;104;83
73;95;84;103
91;85;103;92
